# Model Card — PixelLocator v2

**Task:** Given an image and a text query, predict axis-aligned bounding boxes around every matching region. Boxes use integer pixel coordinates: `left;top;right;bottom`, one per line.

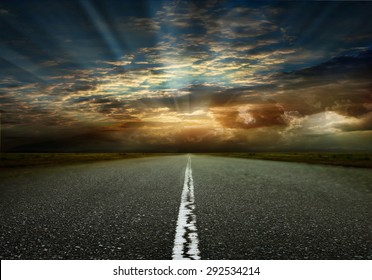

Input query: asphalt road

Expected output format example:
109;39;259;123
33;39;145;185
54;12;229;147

1;154;371;259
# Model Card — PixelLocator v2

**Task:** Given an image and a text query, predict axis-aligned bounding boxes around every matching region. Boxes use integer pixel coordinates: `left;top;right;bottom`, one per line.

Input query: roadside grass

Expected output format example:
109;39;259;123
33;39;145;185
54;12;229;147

0;153;172;169
1;152;371;169
204;152;372;168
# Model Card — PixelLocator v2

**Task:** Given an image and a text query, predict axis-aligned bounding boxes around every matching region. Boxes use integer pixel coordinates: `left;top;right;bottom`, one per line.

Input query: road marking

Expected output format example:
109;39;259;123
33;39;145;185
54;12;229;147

172;155;201;260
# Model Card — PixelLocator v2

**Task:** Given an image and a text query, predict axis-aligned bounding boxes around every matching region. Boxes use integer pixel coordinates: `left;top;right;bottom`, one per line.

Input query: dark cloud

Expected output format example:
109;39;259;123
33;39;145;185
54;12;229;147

272;48;372;118
97;100;128;114
280;49;372;80
212;103;285;129
1;0;372;152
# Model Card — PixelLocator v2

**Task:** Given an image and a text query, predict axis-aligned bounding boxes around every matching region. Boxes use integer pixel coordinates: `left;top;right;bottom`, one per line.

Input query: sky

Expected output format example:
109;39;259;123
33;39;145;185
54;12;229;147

0;0;371;152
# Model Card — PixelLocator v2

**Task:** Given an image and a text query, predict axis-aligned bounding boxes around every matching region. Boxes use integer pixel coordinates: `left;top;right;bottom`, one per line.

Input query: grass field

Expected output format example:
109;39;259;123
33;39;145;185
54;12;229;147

1;152;371;169
205;152;372;168
0;153;168;168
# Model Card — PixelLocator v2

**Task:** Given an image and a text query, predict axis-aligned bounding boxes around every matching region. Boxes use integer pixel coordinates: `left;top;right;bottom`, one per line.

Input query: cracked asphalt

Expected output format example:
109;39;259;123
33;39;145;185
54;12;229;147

1;154;371;259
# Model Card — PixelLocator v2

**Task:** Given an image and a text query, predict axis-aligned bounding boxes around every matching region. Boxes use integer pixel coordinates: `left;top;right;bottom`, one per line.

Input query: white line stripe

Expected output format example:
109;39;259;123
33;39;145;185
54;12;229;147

172;155;201;260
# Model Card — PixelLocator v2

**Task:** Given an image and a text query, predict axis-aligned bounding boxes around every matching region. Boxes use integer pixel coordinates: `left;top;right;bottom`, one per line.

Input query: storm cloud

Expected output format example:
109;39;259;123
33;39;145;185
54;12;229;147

1;0;372;152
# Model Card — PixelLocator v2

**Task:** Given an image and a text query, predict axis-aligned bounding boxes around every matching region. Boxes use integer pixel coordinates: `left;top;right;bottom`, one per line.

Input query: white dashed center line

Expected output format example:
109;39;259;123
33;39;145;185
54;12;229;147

172;155;201;260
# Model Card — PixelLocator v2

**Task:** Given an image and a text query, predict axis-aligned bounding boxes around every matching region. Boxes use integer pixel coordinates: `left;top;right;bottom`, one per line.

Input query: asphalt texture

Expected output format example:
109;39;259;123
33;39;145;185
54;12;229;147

1;154;371;259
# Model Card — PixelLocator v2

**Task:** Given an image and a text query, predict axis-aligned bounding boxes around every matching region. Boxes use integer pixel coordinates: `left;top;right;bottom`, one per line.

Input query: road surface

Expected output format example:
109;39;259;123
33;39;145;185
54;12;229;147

1;154;371;259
